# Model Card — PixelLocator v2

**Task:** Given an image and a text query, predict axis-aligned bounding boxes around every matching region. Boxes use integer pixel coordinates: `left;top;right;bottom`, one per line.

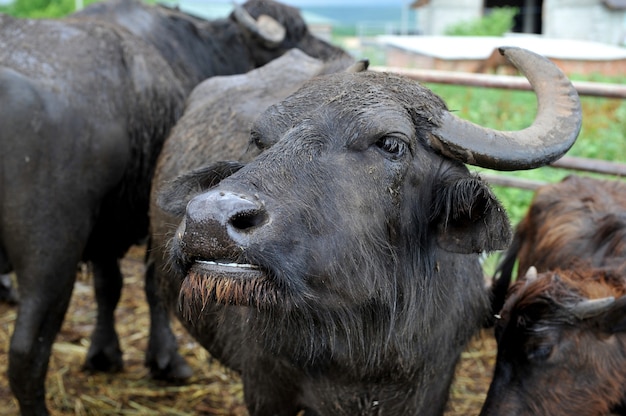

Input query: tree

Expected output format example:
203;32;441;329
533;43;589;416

0;0;102;18
444;7;518;37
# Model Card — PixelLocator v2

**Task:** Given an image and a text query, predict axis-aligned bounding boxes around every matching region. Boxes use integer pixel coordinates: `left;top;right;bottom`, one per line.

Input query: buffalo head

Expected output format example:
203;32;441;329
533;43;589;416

482;266;626;416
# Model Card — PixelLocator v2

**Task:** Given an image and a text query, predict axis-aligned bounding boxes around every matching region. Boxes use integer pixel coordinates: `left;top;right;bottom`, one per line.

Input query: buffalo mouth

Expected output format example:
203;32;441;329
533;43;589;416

178;259;280;318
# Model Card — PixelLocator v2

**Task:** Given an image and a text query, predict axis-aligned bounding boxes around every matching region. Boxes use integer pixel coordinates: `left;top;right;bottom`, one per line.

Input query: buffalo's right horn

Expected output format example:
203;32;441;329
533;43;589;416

428;46;582;171
570;297;615;320
232;4;286;48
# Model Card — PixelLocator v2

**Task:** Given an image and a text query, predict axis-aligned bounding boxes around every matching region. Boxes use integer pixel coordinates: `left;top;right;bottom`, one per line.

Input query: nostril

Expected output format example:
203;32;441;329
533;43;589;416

186;191;265;227
180;190;268;259
229;209;268;231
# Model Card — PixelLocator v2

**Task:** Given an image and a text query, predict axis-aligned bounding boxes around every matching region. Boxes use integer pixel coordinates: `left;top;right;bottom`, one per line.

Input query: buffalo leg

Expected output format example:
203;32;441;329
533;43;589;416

144;256;192;380
0;272;18;304
0;245;18;304
84;255;123;372
9;262;78;416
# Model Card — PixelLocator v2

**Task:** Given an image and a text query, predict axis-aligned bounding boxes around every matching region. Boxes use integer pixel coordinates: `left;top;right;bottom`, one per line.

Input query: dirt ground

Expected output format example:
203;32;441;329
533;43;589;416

0;244;496;415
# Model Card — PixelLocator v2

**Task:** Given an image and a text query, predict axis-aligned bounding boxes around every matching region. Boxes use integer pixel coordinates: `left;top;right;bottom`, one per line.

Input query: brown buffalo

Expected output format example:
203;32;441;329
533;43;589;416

483;176;626;415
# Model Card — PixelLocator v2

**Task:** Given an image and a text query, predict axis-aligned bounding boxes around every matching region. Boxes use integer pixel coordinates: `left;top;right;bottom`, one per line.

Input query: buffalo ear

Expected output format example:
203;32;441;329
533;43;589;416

157;161;244;217
434;175;511;254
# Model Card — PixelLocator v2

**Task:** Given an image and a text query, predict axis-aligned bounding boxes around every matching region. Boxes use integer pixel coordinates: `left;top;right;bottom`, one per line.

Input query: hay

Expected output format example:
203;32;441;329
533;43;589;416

0;245;496;415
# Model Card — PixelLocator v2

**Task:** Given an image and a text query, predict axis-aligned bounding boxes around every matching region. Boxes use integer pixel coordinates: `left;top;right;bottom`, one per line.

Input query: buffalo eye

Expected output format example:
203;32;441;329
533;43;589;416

526;344;553;362
250;130;270;150
376;136;407;159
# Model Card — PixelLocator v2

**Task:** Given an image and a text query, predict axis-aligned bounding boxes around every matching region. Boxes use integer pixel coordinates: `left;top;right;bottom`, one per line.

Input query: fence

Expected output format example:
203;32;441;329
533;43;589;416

371;66;626;190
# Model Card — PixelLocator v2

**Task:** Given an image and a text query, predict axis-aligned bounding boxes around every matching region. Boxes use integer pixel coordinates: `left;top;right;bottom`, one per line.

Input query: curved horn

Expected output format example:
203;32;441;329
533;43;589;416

524;266;538;282
570;296;615;320
345;59;370;73
232;3;286;48
428;46;582;171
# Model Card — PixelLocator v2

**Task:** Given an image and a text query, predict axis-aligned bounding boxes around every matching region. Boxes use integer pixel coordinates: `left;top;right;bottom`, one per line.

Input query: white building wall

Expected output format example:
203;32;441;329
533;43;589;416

417;0;626;45
543;0;626;44
417;0;483;35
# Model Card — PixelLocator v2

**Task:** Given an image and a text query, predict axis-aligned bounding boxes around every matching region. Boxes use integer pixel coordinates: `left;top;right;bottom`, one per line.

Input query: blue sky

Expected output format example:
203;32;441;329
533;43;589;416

190;0;408;6
281;0;406;5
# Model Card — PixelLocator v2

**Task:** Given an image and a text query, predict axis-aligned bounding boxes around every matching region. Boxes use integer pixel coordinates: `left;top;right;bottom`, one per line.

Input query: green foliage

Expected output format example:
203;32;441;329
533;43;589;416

0;0;101;18
332;25;358;38
445;7;518;36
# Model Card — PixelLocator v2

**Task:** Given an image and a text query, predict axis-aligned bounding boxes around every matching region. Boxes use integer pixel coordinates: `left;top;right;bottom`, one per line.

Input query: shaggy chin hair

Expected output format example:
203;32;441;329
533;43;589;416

178;269;283;318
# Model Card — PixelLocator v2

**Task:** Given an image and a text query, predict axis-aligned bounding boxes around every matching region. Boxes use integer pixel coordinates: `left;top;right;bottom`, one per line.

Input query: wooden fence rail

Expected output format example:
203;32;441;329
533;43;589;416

372;66;626;190
371;66;626;99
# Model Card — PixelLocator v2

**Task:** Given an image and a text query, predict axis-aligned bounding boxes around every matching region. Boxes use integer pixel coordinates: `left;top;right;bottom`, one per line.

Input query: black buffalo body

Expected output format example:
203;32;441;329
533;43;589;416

0;0;349;414
159;48;582;415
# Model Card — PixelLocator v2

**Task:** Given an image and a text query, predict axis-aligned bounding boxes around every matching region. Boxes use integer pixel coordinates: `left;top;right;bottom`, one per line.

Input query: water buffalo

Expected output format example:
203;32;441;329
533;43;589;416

149;49;365;317
482;176;626;415
0;0;350;414
155;47;581;415
73;0;351;383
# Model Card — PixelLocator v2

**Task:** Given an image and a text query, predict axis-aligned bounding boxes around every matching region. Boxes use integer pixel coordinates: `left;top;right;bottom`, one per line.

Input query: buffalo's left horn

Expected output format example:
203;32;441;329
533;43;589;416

524;266;538;282
346;59;370;73
570;297;615;319
428;46;582;171
232;4;286;48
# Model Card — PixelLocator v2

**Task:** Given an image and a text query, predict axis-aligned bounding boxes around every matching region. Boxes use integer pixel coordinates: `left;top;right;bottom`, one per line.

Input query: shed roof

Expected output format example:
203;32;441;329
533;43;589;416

602;0;626;9
411;0;626;9
409;0;429;7
377;35;626;61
